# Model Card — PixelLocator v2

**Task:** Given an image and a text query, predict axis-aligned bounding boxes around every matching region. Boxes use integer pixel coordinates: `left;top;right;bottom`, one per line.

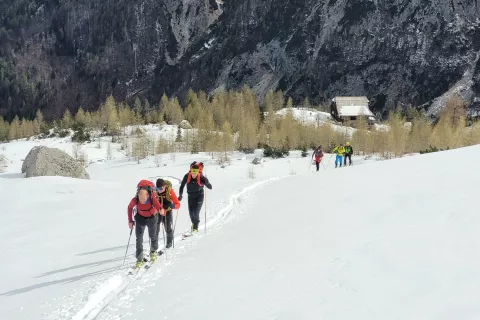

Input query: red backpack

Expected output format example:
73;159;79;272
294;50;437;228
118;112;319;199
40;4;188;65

186;161;204;186
136;180;156;206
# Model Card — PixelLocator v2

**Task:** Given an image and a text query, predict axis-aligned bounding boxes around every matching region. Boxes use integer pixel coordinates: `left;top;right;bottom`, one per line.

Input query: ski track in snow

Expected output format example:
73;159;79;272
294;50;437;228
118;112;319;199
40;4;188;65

71;276;122;320
63;176;283;320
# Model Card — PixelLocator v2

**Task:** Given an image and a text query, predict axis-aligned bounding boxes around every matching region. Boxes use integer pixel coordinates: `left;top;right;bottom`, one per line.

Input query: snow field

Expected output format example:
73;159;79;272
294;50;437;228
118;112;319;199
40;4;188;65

2;126;474;319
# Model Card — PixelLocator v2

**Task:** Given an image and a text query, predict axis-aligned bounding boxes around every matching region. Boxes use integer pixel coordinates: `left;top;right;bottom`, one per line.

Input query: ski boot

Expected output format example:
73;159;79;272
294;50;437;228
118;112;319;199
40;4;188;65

135;260;144;268
149;251;157;262
166;231;174;248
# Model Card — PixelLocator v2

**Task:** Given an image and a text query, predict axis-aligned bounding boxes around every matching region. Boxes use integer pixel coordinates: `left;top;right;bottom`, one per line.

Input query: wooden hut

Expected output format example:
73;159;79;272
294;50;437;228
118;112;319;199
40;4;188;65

330;96;375;124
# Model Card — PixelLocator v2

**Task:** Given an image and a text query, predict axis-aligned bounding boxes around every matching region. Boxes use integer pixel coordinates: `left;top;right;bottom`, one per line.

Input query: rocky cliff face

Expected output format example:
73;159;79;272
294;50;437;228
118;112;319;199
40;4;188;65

0;0;222;119
1;0;479;120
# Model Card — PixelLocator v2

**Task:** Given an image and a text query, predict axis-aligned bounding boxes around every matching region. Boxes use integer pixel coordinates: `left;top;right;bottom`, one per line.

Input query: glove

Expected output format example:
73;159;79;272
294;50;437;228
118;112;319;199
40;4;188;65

170;203;175;209
178;195;183;201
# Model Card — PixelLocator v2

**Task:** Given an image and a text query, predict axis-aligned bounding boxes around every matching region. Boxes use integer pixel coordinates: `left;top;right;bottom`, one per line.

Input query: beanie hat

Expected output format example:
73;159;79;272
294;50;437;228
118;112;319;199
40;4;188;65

156;178;165;188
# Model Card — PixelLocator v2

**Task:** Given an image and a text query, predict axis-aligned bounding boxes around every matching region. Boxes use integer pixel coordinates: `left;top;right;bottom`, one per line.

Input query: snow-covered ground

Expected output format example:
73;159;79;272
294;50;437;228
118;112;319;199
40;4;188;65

275;107;357;136
276;107;333;124
1;131;478;320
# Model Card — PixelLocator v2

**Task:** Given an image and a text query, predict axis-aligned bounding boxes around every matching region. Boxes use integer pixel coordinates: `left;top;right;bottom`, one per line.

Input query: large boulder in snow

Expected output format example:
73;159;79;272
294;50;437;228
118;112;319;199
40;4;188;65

179;120;193;129
252;157;263;165
22;146;90;179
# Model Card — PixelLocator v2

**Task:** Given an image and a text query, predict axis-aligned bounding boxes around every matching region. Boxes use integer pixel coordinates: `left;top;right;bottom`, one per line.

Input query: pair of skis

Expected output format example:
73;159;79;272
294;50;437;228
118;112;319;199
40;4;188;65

129;232;196;274
128;251;164;275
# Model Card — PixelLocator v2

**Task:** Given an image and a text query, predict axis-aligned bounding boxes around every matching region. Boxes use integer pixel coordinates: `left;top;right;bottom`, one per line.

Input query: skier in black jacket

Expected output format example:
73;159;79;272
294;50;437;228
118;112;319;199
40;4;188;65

344;142;353;166
178;162;212;232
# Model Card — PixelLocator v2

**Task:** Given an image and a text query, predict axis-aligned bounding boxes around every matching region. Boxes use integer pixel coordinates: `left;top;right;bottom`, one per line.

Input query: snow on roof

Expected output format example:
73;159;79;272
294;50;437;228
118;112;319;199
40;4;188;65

338;105;374;117
333;96;374;117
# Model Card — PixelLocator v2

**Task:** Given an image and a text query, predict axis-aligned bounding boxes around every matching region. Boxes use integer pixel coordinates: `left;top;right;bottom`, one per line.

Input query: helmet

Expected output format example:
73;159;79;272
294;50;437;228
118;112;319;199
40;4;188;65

346;142;350;146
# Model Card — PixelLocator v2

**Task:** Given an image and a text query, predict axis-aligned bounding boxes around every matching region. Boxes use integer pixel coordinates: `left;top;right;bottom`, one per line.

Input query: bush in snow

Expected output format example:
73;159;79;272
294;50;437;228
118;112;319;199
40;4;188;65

301;146;308;157
106;143;113;160
71;125;91;143
252;157;262;165
419;145;450;154
262;145;289;159
0;154;7;173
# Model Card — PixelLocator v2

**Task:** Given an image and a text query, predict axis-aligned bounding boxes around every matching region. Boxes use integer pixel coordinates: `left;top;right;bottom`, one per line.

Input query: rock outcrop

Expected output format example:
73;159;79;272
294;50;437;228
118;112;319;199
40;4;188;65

179;120;193;129
22;146;90;179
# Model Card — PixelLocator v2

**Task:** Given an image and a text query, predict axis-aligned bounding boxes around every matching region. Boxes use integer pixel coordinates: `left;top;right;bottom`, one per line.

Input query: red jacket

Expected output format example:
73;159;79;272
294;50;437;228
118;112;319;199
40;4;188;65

128;194;162;223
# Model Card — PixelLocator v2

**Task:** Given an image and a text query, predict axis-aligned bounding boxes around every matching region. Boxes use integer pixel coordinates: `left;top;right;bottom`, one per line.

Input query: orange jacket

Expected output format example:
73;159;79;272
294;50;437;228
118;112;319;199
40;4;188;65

157;189;180;211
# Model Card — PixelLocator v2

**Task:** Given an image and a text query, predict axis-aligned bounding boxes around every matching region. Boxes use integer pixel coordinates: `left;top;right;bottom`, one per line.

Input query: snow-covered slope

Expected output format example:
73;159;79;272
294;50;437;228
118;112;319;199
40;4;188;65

275;108;356;135
1;132;478;319
99;146;480;319
276;107;332;124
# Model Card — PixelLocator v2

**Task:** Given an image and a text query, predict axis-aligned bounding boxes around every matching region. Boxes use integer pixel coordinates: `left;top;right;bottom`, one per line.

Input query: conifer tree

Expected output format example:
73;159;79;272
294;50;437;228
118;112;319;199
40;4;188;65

62;109;72;129
8;116;20;140
158;93;169;123
264;89;274;112
220;121;234;161
0;116;9;141
33;109;44;135
407;113;432;153
84;111;93;129
75;107;86;126
273;90;285;111
351;117;369;155
107;106;119;137
387;108;408;157
430;114;454;150
134;97;143;122
286;97;293;109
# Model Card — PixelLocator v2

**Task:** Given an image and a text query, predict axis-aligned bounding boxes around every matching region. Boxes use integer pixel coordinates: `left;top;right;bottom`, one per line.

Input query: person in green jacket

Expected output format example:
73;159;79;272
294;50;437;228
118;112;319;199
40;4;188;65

344;142;353;166
332;144;346;168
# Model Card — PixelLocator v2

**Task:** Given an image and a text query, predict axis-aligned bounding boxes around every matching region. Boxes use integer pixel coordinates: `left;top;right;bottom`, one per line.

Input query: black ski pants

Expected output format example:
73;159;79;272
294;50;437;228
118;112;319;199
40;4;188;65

135;214;158;261
156;210;174;243
344;154;352;166
315;161;320;171
188;193;204;229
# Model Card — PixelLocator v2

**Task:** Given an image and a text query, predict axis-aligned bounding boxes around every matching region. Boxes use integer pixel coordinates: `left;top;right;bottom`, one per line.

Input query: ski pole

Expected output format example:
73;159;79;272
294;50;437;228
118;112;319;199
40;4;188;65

321;158;327;170
172;209;179;248
325;154;334;170
163;213;168;260
123;225;134;266
204;189;207;233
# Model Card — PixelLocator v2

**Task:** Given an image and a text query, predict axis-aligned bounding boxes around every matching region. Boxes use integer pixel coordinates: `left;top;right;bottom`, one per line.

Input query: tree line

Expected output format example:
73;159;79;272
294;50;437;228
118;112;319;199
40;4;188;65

1;87;479;161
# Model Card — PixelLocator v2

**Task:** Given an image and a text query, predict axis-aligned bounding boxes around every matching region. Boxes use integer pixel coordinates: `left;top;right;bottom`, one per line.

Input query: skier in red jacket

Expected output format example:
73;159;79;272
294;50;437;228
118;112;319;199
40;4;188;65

128;185;164;267
312;146;324;171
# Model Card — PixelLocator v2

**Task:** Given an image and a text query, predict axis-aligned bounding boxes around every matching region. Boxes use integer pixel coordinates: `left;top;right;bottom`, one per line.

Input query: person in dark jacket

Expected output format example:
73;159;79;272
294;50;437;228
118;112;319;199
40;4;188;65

344;142;354;166
178;163;212;233
156;179;180;248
